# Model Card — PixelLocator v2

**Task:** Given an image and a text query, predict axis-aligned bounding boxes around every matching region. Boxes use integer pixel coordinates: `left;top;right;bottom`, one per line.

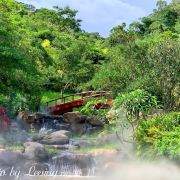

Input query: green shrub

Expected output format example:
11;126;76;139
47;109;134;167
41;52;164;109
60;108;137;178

113;89;160;131
0;95;8;106
81;98;108;119
136;112;180;160
114;89;159;119
41;91;60;105
154;127;180;160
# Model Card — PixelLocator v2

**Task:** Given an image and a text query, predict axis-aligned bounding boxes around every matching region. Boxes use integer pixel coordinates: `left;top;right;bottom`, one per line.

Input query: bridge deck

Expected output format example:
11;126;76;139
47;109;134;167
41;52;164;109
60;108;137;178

46;91;113;115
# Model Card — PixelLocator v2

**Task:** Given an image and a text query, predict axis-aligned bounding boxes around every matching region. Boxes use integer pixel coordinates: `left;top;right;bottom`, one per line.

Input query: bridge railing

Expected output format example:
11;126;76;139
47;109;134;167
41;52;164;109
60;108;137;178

46;91;113;107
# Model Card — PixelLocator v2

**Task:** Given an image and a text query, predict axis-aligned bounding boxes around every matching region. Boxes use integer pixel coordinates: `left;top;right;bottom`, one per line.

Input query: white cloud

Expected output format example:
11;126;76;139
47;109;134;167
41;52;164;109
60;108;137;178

19;0;148;37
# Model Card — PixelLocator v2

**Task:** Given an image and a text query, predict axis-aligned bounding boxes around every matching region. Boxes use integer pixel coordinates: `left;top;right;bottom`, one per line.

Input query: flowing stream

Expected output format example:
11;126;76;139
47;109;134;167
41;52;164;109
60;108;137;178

38;124;97;177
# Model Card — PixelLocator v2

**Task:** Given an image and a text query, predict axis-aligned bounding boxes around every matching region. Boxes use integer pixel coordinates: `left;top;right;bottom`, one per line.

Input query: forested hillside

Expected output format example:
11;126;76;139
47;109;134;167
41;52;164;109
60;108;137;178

90;0;180;111
0;0;108;112
0;0;180;167
0;0;179;113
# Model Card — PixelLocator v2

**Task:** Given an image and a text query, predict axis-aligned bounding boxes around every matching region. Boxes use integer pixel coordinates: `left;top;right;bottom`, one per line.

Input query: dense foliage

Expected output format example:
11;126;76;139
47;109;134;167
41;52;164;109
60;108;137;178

0;0;107;113
114;89;159;121
0;0;179;161
0;0;179;113
89;0;180;111
136;112;180;160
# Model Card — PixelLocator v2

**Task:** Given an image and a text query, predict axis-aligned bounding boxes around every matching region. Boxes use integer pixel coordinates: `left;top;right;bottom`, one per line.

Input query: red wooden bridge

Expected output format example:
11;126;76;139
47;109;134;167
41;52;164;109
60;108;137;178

46;91;113;115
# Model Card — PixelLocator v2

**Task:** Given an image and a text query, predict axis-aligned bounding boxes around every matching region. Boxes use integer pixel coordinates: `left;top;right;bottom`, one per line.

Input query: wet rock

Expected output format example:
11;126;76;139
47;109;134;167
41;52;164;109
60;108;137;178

23;142;49;161
40;130;70;145
51;130;71;137
55;123;70;131
71;123;87;135
29;113;64;124
0;150;25;167
63;112;87;124
16;112;64;130
87;117;105;126
47;144;79;151
69;140;81;147
31;134;44;142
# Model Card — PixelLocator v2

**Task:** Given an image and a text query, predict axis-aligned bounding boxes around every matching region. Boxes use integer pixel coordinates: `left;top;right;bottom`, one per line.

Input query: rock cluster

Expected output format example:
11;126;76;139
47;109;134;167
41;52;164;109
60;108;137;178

0;111;108;177
17;111;105;135
0;143;49;177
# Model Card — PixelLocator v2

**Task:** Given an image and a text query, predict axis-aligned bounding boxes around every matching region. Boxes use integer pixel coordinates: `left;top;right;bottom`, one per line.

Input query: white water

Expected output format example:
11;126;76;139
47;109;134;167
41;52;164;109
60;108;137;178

49;162;95;176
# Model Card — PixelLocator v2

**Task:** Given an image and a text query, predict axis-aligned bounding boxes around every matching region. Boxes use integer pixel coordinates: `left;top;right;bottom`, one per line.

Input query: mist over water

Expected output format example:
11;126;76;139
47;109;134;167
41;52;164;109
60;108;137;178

97;160;180;180
0;110;179;180
96;109;180;180
24;160;180;180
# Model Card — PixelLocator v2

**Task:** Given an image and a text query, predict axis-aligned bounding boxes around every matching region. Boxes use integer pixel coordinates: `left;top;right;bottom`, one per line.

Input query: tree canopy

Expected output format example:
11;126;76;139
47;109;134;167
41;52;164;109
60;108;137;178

0;0;179;112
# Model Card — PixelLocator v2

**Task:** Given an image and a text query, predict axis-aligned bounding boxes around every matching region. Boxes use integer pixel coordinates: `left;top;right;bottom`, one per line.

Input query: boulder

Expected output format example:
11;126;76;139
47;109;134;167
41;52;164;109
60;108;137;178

71;123;87;135
50;130;71;137
63;112;87;124
23;142;49;161
0;150;25;167
37;113;64;123
87;117;105;126
20;112;64;124
40;130;70;145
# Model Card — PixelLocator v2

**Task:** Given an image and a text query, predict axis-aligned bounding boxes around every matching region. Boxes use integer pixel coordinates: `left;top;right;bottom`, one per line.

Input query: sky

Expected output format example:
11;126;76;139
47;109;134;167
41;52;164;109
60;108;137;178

18;0;172;37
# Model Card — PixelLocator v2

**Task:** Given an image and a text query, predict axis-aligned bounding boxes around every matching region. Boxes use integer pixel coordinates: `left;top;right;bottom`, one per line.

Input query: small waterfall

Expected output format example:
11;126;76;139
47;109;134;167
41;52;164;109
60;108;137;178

48;152;96;176
35;113;97;177
38;118;53;136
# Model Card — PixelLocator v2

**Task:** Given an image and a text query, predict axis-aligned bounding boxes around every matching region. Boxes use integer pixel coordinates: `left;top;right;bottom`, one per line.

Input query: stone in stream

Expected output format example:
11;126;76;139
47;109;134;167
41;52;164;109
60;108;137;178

23;142;49;161
0;150;25;167
40;130;70;145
